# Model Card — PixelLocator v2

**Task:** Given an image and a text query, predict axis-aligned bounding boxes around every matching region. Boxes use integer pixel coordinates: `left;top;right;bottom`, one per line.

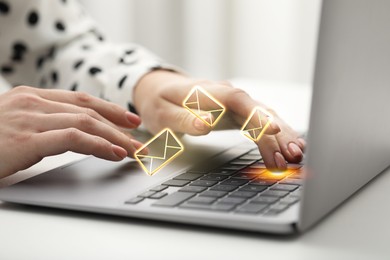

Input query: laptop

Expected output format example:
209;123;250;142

0;0;389;234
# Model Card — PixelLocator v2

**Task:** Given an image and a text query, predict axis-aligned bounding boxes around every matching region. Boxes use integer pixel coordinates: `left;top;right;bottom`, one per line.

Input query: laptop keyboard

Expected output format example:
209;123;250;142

125;148;303;216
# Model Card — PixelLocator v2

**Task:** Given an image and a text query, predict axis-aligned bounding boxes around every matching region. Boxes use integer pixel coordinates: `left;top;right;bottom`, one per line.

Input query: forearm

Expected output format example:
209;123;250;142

0;0;177;111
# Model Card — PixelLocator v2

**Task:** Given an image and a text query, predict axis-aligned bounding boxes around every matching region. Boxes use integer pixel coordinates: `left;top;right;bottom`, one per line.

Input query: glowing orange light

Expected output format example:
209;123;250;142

261;169;297;180
270;171;286;176
240;167;267;175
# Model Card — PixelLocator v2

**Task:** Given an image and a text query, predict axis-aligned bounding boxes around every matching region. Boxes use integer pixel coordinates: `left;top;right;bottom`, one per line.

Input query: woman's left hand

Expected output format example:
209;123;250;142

134;70;305;170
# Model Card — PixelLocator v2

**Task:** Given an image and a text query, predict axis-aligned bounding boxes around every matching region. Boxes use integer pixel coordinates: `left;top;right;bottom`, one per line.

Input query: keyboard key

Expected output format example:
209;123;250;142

212;203;237;211
150;185;168;192
236;203;268;214
230;191;257;198
265;204;290;215
190;180;218;187
153;192;195;207
280;196;300;205
162;179;190;187
271;184;299;192
149;192;168;199
248;149;260;154
230;159;256;165
258;173;285;180
199;190;228;198
219;197;247;205
210;185;237;192
173;172;204;181
239;154;262;161
250;179;277;186
210;169;238;175
286;164;303;169
262;190;289;198
138;191;156;198
248;149;260;155
239;167;267;174
180;202;235;212
232;172;258;180
179;203;213;210
251;196;279;204
221;178;249;186
187;196;216;205
219;165;245;171
289;173;302;179
125;197;144;204
290;189;302;197
200;174;228;181
239;185;267;192
279;178;303;185
270;204;290;211
186;170;208;174
179;186;207;193
248;162;267;169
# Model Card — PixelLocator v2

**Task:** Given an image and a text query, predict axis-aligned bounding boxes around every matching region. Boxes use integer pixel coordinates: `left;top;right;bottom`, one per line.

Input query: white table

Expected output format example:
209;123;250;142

0;80;389;260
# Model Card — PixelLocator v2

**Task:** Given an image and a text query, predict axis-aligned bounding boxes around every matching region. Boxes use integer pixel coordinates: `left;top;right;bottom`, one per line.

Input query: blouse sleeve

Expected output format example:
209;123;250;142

0;0;176;110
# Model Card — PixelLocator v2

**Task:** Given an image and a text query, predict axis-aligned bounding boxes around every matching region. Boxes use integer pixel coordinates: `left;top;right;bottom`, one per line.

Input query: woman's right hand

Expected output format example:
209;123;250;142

0;86;145;178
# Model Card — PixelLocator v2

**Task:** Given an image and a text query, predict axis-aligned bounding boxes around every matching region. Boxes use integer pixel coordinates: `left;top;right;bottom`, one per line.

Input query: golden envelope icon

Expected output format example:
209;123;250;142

241;107;274;142
134;128;184;176
183;85;226;127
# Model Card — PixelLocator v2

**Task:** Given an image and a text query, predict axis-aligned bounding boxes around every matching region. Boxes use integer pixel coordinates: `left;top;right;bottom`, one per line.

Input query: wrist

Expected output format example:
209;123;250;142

133;70;190;111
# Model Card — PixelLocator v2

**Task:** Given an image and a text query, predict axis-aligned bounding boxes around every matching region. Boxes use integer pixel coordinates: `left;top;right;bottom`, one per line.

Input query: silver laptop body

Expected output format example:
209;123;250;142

0;0;389;234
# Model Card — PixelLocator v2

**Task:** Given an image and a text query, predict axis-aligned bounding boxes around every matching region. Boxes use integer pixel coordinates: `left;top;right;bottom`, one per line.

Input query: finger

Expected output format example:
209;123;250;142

162;84;280;134
223;88;280;134
36;98;132;136
130;138;149;156
297;138;306;151
32;129;128;161
257;135;287;171
30;88;141;128
158;100;213;136
275;132;304;163
35;113;140;158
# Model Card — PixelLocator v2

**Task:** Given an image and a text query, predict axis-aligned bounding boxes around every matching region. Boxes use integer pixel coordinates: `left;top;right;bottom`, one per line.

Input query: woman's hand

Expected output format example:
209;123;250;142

134;70;305;170
0;86;145;178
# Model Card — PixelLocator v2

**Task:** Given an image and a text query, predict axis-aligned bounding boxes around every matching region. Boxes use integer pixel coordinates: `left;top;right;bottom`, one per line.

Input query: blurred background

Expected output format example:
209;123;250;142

82;0;321;85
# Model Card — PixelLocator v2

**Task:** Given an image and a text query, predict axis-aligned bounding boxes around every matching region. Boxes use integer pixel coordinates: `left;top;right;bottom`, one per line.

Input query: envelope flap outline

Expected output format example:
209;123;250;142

241;107;273;142
243;110;264;132
183;85;226;127
184;88;201;112
136;130;182;160
135;128;184;175
135;131;167;159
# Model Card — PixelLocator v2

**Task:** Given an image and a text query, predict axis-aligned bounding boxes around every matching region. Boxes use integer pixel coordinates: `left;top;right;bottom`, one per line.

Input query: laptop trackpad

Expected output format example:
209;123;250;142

0;141;241;208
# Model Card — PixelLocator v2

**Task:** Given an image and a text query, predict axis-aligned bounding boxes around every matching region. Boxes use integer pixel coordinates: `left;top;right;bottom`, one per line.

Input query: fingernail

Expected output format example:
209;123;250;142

288;142;302;157
274;152;287;170
131;139;148;155
194;116;209;130
112;145;127;160
126;111;141;126
298;138;306;148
